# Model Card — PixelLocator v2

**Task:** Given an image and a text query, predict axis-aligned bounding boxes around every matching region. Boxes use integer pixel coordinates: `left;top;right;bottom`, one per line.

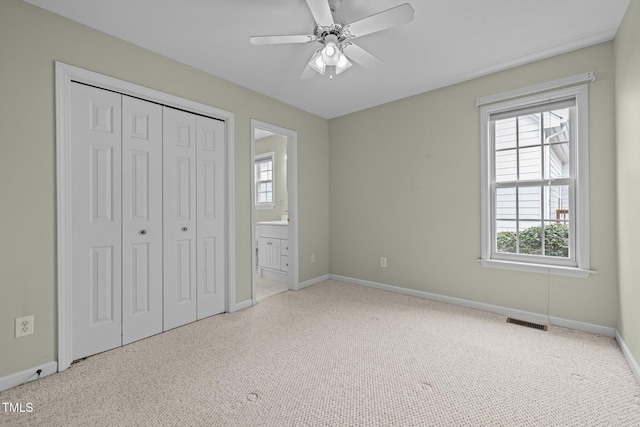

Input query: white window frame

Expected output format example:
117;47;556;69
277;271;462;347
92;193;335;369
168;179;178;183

255;151;275;209
480;83;591;278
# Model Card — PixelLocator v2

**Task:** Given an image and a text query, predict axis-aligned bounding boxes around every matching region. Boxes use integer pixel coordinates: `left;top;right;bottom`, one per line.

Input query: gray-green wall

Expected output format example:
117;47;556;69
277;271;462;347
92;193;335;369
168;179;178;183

329;42;618;327
615;0;640;370
0;0;330;378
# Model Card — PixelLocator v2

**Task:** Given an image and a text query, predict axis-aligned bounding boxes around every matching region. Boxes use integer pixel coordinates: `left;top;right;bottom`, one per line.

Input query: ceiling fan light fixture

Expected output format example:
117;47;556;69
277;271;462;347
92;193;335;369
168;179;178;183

335;53;352;74
321;35;341;66
309;45;351;78
324;43;336;57
309;49;326;75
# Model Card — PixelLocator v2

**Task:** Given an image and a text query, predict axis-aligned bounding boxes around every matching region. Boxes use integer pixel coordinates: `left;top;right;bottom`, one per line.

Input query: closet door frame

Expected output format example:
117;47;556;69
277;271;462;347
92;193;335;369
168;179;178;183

55;62;236;372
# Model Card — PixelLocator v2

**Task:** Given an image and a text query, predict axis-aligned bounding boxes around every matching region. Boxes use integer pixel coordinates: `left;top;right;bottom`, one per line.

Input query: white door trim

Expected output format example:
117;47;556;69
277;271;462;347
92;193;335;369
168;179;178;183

55;61;236;371
250;120;299;304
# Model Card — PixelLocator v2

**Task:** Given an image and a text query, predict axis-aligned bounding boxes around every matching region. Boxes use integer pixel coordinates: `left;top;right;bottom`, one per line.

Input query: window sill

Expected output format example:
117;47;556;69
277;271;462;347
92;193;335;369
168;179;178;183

479;259;593;278
255;204;275;210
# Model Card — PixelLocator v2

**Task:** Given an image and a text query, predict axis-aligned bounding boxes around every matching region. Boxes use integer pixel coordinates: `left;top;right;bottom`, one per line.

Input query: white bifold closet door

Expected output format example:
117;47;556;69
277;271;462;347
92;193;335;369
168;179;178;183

163;108;226;330
71;83;164;359
195;114;226;318
162;108;197;330
121;96;163;345
70;82;226;360
70;83;123;360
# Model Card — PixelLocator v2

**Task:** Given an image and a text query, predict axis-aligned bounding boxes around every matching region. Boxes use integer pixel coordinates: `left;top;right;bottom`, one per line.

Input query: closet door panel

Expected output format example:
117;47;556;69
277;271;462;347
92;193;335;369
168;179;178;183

163;107;197;330
122;96;163;344
196;116;226;318
70;82;122;360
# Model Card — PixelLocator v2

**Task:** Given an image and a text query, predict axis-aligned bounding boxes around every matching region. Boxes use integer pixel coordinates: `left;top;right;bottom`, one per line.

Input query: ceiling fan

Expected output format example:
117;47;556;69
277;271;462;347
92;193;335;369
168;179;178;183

250;0;415;79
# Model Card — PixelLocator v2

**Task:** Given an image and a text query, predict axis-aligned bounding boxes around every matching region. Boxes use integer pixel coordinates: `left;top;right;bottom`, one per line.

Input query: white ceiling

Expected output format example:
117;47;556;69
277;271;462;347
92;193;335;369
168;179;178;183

24;0;630;119
255;128;276;140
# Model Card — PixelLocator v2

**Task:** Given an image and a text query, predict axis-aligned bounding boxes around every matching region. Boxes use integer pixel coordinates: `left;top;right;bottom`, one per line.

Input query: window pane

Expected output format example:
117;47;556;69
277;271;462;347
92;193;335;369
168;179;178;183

518;147;542;180
496;187;516;220
543;108;570;144
518;186;541;220
495;149;517;182
544;185;570;221
258;191;272;203
544;221;569;258
257;181;273;203
259;170;272;181
518;114;541;147
544;143;570;179
495;117;517;150
496;220;517;253
518;221;542;255
258;160;273;181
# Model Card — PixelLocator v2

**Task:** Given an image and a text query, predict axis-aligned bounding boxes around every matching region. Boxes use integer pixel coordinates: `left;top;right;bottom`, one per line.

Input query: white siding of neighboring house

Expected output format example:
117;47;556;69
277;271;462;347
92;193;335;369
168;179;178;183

494;112;570;234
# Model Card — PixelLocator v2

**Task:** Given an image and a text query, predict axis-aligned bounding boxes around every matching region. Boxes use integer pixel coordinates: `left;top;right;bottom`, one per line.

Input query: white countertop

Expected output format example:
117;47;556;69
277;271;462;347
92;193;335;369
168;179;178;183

258;220;288;226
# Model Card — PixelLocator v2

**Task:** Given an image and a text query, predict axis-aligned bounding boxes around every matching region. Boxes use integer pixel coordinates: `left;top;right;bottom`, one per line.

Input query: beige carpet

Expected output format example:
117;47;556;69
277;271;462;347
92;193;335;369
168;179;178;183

1;280;639;426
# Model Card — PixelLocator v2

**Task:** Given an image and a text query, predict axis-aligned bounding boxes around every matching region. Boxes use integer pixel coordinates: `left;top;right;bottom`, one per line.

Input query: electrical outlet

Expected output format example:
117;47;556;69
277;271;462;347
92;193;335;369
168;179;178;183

311;254;316;263
15;315;34;338
380;257;387;268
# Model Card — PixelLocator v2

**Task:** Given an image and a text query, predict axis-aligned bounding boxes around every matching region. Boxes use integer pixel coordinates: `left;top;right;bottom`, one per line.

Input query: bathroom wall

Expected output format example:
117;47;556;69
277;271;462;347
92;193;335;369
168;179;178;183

255;134;288;223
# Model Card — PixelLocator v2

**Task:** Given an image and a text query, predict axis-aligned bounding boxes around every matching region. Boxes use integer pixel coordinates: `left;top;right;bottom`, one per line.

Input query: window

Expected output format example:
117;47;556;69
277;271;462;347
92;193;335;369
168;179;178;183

480;84;590;277
255;152;275;209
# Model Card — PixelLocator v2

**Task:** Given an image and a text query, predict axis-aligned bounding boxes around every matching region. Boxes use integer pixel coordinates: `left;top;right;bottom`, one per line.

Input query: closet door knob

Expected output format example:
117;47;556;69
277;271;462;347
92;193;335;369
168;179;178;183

182;227;188;232
140;229;147;235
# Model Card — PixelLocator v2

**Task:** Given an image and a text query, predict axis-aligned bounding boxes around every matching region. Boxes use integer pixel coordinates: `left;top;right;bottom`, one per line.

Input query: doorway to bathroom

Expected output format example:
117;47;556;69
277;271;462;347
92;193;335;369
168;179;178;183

251;120;298;303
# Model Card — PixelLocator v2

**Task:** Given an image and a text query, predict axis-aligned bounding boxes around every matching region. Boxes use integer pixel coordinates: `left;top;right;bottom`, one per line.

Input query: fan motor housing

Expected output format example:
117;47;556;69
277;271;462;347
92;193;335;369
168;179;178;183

314;24;347;44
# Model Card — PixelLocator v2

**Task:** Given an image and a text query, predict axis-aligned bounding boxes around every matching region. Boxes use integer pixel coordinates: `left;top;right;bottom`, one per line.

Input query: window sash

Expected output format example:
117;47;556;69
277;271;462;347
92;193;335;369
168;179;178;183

491;180;576;264
489;98;575;122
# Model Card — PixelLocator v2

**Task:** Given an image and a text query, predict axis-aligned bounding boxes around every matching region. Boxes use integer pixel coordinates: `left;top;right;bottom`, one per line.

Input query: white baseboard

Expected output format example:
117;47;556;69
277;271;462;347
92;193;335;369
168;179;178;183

548;316;616;337
0;361;58;392
329;274;616;337
616;331;640;385
234;299;253;312
298;274;329;290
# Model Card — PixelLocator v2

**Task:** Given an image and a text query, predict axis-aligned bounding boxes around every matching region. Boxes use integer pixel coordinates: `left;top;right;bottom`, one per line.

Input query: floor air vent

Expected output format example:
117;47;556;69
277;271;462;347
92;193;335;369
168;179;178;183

506;317;548;331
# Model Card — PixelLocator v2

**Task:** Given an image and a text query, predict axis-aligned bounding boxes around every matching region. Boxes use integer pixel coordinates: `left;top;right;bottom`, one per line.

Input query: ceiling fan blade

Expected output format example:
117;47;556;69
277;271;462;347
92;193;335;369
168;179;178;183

342;43;384;70
305;0;334;27
343;3;414;39
250;35;317;45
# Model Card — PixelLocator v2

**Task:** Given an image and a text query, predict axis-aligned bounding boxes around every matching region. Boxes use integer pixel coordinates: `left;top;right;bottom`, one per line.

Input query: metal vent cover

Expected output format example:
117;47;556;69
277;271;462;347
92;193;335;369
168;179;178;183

506;317;548;331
